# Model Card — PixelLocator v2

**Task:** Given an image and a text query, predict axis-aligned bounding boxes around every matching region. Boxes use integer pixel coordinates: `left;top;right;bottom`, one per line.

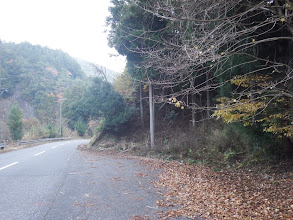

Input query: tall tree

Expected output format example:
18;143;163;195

7;102;23;140
75;117;87;137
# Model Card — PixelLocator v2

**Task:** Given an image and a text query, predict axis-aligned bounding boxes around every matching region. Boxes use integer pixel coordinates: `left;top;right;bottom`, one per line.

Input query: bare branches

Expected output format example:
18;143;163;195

108;0;293;133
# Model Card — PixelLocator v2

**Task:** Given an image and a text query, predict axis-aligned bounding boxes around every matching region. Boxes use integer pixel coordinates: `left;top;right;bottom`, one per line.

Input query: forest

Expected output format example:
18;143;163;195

97;0;293;167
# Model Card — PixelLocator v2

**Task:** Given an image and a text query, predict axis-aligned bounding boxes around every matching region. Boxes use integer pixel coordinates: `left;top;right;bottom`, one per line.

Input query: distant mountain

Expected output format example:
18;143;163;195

75;58;119;83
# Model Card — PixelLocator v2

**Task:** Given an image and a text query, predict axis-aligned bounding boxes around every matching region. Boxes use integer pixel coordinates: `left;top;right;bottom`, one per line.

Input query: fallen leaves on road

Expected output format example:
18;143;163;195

78;146;293;219
140;158;293;219
136;172;148;177
130;215;151;220
110;176;125;181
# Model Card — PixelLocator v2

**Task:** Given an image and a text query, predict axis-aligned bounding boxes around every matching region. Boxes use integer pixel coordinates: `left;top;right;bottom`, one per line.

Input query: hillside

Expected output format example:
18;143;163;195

0;41;85;101
0;41;87;140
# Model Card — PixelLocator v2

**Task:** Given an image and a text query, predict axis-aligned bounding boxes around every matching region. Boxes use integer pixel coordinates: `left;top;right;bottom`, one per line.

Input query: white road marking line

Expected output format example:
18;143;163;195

52;146;58;149
68;172;79;175
60;144;65;146
34;151;46;156
0;162;19;171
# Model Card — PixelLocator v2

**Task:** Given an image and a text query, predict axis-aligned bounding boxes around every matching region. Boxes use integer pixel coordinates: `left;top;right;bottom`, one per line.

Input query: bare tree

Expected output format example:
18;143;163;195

91;64;108;82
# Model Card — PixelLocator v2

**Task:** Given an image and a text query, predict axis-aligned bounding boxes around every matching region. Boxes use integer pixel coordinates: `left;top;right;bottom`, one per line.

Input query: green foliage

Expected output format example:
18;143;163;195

38;123;58;138
196;122;286;166
75;117;87;136
88;78;135;131
62;84;90;130
63;77;135;133
113;69;137;102
46;122;58;138
107;0;167;81
7;102;23;140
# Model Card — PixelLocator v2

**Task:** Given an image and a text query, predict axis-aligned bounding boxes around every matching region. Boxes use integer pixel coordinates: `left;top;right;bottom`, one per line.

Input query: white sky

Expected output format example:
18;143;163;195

0;0;126;73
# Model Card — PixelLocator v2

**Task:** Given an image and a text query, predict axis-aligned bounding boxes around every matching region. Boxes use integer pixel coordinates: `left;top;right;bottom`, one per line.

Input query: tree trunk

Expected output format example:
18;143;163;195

139;82;144;129
288;40;293;151
152;85;155;133
206;72;210;117
250;82;255;125
192;94;196;128
149;81;155;149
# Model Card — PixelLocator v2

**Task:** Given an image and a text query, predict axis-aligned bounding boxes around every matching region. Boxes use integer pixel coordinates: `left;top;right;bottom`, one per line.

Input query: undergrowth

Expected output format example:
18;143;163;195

90;117;293;171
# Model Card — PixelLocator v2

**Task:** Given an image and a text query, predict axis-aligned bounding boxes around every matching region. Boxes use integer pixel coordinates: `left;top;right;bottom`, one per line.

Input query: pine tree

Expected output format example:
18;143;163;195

7;102;23;140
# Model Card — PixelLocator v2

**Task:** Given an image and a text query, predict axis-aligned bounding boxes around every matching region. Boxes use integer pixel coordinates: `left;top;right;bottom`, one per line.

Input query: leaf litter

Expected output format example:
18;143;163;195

139;158;293;219
78;146;293;219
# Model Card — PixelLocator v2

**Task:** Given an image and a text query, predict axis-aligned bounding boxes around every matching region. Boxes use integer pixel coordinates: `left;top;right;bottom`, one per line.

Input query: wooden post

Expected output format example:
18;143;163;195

206;72;210;117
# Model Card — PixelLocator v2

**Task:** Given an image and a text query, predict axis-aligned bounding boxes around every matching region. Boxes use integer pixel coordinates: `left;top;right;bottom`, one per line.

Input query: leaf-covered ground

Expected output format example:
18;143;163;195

140;158;293;219
82;146;293;219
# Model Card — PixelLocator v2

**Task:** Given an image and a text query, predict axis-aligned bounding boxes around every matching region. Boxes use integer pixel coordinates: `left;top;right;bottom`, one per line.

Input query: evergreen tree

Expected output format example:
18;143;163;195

75;117;87;136
7;102;23;140
63;77;134;133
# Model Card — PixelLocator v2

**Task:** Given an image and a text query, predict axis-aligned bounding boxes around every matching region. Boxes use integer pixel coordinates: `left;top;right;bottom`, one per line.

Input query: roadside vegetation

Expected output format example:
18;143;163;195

85;0;293;168
1;1;293;218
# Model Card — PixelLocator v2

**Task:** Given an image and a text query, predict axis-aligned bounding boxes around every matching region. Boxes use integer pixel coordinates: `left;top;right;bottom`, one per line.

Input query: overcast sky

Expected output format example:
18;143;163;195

0;0;126;73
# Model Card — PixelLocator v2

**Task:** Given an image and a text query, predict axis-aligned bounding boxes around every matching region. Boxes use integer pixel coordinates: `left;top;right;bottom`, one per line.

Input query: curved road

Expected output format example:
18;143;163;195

0;140;161;220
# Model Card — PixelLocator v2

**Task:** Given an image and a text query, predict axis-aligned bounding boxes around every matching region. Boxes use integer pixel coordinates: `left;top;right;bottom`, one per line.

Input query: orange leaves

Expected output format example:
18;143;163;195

130;215;150;220
144;159;293;219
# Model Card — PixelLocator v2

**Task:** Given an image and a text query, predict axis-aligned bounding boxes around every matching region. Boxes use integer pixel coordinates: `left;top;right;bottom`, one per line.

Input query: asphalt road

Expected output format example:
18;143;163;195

0;140;161;220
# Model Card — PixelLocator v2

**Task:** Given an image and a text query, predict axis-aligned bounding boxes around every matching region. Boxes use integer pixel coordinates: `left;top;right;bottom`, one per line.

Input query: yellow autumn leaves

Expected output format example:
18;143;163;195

213;98;266;124
231;75;271;88
214;72;293;136
168;97;184;109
